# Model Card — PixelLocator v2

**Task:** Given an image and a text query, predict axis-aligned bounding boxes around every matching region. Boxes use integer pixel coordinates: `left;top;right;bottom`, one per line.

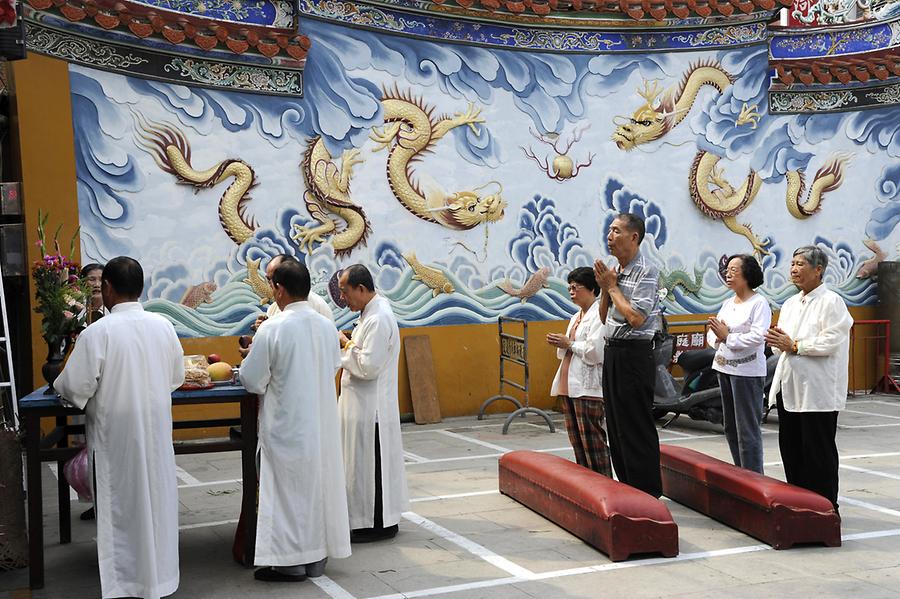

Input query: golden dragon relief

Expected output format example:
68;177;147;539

134;115;258;246
611;61;852;258
294;88;508;256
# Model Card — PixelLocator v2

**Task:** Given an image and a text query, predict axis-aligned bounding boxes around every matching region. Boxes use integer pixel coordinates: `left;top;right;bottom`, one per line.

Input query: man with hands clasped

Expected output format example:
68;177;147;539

764;246;853;510
593;213;662;498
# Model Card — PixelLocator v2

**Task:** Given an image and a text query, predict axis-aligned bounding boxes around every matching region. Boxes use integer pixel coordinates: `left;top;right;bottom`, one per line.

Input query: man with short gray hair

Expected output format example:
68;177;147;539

594;212;663;497
765;245;853;510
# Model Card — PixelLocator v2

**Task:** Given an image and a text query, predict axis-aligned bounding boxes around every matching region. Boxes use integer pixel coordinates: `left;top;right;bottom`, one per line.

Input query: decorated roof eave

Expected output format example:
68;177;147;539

24;0;311;63
769;14;900;60
354;0;793;23
773;49;900;85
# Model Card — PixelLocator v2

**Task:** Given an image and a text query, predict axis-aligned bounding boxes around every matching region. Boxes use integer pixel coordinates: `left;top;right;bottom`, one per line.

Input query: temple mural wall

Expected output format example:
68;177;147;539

71;19;900;337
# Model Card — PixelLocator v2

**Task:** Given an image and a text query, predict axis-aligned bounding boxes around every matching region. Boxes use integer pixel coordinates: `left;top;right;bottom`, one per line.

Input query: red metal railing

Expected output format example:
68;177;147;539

849;320;900;395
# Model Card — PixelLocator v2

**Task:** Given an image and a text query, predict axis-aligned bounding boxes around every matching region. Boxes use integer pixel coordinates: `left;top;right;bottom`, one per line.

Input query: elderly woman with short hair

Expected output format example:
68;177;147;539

707;254;771;474
547;267;610;477
765;246;853;510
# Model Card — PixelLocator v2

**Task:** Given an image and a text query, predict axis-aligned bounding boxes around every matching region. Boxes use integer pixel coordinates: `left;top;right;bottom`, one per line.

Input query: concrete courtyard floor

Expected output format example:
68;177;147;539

3;393;900;598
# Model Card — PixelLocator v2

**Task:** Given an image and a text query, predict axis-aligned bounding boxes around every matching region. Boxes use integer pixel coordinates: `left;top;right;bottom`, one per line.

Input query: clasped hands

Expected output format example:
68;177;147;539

707;317;729;342
546;333;572;350
764;326;794;353
592;259;617;292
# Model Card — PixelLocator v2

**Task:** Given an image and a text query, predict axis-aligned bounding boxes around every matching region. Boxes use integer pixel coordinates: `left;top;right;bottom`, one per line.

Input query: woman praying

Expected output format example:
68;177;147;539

547;266;610;477
707;254;771;474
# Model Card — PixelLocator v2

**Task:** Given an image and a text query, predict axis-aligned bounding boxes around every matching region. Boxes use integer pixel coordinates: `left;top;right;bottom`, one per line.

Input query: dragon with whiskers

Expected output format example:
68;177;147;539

612;61;851;258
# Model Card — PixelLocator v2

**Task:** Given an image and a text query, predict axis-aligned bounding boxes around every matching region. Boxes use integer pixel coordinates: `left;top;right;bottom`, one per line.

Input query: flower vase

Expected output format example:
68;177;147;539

42;335;67;394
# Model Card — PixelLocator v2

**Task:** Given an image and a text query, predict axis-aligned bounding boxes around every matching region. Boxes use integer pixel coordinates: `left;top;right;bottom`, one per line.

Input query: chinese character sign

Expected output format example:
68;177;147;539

673;330;708;363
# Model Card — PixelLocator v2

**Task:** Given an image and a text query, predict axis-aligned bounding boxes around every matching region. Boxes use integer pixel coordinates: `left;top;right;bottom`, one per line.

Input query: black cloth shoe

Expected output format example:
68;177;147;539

80;507;95;521
350;524;398;544
254;567;307;582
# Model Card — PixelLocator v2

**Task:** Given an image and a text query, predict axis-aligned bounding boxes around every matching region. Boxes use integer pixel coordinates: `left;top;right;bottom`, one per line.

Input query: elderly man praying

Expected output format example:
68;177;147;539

240;259;351;582
766;245;853;510
766;246;853;509
55;257;185;599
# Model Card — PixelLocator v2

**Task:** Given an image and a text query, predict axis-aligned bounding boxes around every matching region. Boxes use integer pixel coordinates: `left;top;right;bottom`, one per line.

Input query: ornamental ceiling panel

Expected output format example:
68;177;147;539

22;0;308;95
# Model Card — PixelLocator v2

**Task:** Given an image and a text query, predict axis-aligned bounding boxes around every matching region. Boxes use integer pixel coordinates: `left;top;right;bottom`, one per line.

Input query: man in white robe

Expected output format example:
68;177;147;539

55;256;184;599
240;259;351;582
337;264;409;543
239;253;333;358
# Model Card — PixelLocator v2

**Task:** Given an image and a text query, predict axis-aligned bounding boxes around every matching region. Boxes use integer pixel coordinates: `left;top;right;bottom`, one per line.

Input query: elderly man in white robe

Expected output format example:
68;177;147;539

239;254;333;357
338;264;409;543
240;258;351;582
55;256;184;599
765;245;853;511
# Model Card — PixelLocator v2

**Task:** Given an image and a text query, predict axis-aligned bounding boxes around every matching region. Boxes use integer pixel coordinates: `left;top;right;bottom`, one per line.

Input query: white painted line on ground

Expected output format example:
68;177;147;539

658;429;692;438
842;528;900;541
368;575;525;599
175;465;203;486
410;490;499;503
840;451;900;460
839;423;900;429
407;452;501;465
367;528;900;599
178;478;242;489
47;463;79;501
403;450;429;464
521;421;567;433
402;511;534;579
843;408;900;421
535;447;573;454
848;400;900;408
840;464;900;482
312;575;358;599
436;430;511;453
179;518;238;531
839;497;900;519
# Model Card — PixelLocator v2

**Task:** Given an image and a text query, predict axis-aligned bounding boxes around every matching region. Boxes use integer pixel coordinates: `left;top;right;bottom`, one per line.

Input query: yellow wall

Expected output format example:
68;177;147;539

12;53;80;390
13;54;892;439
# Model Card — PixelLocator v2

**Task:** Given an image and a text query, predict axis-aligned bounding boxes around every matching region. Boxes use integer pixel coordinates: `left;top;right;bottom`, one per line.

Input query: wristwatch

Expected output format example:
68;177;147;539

791;340;799;354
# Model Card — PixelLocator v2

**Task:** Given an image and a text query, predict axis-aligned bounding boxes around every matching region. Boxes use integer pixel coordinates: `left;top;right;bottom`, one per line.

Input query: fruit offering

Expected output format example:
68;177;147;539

208;361;233;382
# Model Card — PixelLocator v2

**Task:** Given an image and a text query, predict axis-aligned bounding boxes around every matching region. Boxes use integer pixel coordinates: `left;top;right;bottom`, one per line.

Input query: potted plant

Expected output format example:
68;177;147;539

31;211;89;392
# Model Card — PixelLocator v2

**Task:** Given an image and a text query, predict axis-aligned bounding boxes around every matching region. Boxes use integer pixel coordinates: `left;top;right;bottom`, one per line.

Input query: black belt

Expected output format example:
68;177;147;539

606;337;655;348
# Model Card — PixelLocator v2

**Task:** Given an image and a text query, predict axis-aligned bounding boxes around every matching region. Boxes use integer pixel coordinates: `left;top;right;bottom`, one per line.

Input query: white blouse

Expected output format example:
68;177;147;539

706;293;772;377
768;284;853;412
550;300;606;399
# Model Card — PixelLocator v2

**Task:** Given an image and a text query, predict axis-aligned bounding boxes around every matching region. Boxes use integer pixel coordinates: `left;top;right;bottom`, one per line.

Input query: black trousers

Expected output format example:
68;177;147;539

601;340;662;497
776;393;840;509
354;423;387;533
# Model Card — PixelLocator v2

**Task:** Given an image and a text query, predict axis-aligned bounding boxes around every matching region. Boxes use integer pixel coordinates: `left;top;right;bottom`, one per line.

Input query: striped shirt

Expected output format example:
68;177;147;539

606;250;661;340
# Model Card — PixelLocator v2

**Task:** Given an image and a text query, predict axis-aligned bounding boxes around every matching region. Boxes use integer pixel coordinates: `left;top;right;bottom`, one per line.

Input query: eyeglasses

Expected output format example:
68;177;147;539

567;284;585;292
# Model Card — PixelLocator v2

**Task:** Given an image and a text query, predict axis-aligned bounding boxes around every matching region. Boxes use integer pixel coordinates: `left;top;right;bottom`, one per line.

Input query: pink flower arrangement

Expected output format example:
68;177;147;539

32;211;89;341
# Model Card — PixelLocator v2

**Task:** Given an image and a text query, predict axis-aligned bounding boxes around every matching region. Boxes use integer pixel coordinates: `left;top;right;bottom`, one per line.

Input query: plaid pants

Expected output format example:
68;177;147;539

562;396;612;478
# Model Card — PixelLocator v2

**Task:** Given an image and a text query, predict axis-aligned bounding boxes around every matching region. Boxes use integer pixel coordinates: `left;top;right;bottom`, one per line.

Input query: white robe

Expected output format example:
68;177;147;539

240;301;351;565
266;291;334;323
339;295;409;529
55;302;184;599
768;284;853;412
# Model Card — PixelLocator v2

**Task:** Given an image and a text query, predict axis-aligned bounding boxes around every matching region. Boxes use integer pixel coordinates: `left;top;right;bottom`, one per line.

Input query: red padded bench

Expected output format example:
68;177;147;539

499;450;678;561
659;444;841;549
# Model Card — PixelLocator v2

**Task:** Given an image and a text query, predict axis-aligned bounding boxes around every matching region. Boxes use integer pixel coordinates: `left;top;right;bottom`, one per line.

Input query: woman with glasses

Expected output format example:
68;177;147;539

707;254;771;474
547;267;610;477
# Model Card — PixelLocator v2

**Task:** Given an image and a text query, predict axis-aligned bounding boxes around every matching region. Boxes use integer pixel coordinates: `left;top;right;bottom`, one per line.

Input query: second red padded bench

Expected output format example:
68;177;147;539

659;444;841;549
499;450;678;561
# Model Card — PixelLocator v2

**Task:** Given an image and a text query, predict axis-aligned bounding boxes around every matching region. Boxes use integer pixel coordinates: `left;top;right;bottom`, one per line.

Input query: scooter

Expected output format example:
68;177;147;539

652;331;778;428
